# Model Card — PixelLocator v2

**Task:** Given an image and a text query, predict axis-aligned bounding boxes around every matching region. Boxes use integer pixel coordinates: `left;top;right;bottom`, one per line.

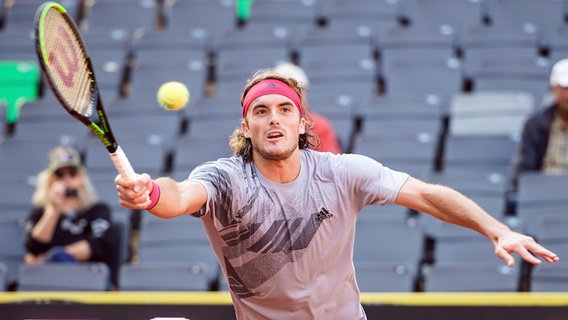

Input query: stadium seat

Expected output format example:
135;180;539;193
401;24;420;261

294;25;377;97
533;214;568;245
544;24;568;67
530;262;568;292
422;261;521;292
441;134;518;173
171;135;234;173
484;0;566;31
352;133;438;178
307;75;376;110
465;57;550;106
375;24;458;70
0;174;36;213
294;23;375;66
356;93;445;135
0;0;79;34
354;214;425;268
515;172;568;234
215;46;292;84
355;261;417;292
424;169;507;199
0;137;70;177
168;0;239;37
119;261;211;291
458;24;541;62
0;217;26;288
0;32;37;61
13;106;91;144
448;90;535;137
0;262;7;291
80;0;161;34
400;0;486;30
209;23;295;86
531;213;568;282
138;215;220;288
17;262;111;291
381;55;465;103
319;0;403;30
243;0;320;31
184;95;242;138
357;203;414;220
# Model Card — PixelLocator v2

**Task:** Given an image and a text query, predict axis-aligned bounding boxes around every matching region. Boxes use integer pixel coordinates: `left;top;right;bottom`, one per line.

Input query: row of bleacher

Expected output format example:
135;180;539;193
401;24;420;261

2;0;568;293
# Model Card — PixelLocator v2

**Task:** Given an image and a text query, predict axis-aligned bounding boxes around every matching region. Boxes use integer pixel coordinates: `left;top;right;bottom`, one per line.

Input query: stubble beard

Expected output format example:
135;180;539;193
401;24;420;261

251;139;298;161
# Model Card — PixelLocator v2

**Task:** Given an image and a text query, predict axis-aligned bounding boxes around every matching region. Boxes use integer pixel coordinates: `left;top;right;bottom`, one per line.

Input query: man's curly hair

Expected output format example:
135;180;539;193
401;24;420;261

229;68;320;163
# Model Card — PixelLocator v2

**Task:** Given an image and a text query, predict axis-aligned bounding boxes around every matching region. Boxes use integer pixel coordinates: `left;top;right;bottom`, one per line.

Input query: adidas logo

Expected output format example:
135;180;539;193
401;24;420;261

315;207;333;222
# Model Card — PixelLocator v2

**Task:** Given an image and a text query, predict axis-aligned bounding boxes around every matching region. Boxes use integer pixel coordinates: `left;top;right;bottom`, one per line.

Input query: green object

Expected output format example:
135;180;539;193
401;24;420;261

0;60;40;125
236;0;254;21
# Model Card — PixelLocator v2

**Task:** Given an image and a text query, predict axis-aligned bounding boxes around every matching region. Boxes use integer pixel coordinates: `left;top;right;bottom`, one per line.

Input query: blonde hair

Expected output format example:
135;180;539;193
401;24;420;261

32;167;99;212
229;69;320;162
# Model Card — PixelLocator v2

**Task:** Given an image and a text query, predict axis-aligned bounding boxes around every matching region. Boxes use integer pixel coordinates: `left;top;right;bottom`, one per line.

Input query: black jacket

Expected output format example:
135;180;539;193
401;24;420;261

509;104;556;193
24;202;112;262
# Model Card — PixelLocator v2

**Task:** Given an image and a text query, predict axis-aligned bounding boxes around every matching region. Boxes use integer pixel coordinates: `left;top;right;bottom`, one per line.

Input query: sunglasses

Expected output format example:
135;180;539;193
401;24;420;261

54;167;78;179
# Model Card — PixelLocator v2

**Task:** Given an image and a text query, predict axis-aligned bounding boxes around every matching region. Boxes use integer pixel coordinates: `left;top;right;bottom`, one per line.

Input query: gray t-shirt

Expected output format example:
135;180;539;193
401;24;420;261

189;149;409;320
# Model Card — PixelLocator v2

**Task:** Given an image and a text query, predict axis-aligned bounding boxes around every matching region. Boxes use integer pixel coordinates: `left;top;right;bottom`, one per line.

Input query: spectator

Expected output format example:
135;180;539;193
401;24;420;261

274;62;343;154
23;145;118;288
508;58;568;210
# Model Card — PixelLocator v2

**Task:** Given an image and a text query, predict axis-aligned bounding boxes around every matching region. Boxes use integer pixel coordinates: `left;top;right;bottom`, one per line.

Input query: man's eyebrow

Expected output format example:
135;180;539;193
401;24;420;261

278;101;294;107
251;101;294;109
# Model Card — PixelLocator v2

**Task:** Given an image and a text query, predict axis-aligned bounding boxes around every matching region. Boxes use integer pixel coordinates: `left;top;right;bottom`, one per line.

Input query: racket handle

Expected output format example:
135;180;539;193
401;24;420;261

109;146;137;182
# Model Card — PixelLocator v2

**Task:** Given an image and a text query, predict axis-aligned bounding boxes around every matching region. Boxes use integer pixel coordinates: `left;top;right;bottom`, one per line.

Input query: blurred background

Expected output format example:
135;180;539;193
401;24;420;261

1;1;568;314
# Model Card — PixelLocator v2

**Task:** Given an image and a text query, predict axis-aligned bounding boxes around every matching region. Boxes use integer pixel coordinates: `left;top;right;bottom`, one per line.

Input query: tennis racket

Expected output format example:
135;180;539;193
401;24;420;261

34;1;136;181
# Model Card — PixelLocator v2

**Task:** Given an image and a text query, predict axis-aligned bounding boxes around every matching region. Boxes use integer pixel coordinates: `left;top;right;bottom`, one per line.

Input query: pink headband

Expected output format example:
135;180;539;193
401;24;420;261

242;79;303;118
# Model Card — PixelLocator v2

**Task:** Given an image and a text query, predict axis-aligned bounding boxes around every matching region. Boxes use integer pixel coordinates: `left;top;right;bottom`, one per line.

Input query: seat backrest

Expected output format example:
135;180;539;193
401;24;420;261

355;261;417;292
119;261;210;291
138;216;219;286
0;217;26;285
17;262;110;291
485;0;566;30
530;262;568;292
449;91;534;137
354;215;424;267
517;173;568;209
516;173;568;233
442;134;518;171
533;214;568;243
0;262;7;291
423;261;520;292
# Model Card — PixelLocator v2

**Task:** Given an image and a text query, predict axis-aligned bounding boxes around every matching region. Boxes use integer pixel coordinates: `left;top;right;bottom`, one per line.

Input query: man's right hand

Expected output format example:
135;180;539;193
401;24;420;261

115;173;153;210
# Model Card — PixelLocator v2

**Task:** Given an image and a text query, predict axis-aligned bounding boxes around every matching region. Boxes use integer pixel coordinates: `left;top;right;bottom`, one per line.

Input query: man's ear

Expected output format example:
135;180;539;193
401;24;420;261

241;120;250;138
299;118;306;135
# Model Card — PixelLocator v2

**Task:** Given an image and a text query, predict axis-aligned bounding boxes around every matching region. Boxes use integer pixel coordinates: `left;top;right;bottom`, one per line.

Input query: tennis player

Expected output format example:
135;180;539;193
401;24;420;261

115;69;559;320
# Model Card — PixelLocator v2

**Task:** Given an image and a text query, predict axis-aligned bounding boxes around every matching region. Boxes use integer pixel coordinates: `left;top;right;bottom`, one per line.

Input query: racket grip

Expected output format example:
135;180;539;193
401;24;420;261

109;146;137;182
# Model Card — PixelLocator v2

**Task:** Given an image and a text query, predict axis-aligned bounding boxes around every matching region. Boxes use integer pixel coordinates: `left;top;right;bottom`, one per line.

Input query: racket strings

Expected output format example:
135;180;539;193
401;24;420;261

42;9;94;117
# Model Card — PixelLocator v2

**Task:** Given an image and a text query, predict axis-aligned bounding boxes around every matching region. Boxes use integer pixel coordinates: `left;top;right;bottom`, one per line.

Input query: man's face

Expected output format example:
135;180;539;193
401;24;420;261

242;94;305;161
552;85;568;114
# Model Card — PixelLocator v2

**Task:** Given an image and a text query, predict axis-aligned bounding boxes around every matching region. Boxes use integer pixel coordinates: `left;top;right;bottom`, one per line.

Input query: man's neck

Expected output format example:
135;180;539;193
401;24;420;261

253;150;302;183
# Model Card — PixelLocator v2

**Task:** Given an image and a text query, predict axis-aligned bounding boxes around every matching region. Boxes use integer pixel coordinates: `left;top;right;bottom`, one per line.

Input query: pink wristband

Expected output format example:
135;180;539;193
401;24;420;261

146;180;161;210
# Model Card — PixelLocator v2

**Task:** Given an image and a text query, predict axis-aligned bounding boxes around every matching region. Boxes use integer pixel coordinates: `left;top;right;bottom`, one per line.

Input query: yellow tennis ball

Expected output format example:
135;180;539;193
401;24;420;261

157;81;190;111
